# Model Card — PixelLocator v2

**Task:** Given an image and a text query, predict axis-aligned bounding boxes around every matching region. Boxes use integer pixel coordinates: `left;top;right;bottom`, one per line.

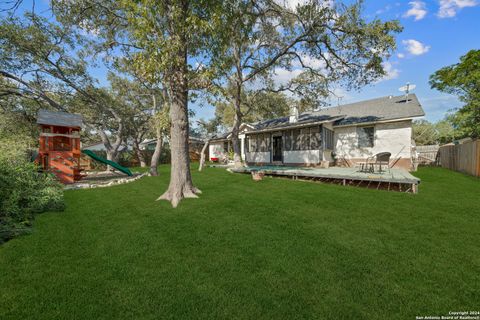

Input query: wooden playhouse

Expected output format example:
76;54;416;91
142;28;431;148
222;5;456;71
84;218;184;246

37;109;85;184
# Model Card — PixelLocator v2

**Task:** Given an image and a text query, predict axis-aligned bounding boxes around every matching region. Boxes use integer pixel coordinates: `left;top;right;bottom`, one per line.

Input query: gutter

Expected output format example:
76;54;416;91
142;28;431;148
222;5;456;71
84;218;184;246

332;116;425;128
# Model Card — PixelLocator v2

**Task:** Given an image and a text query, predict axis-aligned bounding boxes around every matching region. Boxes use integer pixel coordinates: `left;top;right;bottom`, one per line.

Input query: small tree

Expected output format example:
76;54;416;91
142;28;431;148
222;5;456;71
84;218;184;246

413;120;438;146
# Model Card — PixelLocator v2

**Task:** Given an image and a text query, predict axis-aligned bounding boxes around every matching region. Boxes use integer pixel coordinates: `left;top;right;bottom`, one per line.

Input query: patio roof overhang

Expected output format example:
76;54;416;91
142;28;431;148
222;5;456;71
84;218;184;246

245;116;343;135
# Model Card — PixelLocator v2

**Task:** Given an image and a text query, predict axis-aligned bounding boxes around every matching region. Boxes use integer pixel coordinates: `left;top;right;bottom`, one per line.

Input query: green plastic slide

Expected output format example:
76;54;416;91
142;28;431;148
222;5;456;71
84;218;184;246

82;149;133;176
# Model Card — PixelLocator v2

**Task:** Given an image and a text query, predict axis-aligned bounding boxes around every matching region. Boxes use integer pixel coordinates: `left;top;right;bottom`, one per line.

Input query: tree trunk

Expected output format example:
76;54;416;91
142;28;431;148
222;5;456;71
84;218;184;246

133;139;147;167
232;80;243;168
231;45;244;169
157;81;200;207
198;140;209;171
149;128;163;176
106;149;119;172
98;124;123;172
157;42;200;206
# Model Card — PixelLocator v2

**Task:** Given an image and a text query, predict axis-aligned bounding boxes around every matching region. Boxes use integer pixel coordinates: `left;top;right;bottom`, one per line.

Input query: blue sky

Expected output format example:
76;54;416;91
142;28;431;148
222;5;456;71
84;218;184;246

346;0;480;122
12;0;480;123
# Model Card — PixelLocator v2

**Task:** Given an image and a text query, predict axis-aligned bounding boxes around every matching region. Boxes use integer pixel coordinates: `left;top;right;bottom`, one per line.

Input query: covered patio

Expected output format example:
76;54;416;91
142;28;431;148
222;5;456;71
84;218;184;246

231;166;421;193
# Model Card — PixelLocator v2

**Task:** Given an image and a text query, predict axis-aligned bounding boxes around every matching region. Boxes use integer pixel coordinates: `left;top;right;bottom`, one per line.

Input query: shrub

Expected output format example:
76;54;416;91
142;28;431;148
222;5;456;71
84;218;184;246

0;138;65;244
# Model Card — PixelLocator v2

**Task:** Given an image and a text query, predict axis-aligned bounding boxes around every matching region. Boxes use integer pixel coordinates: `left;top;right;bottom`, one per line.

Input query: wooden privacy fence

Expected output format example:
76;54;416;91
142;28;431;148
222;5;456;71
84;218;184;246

438;139;480;177
415;145;439;165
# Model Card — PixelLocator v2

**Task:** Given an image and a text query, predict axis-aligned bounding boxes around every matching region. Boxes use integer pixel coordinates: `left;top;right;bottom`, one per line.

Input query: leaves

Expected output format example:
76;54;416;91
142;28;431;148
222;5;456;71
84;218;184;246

429;50;480;138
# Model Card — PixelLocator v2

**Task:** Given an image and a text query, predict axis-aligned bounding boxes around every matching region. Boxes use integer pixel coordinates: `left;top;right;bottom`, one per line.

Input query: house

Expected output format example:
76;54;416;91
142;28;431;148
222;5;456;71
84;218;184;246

213;94;425;170
140;135;205;161
82;141;132;152
208;123;255;161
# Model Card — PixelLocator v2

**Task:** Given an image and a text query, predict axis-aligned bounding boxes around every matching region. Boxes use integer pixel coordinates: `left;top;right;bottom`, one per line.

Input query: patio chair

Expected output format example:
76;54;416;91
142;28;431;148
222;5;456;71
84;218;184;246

358;152;391;173
372;152;391;173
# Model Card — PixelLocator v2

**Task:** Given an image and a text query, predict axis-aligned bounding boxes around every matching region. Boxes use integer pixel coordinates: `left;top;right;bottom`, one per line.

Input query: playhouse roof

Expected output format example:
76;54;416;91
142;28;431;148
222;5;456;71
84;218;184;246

37;109;83;128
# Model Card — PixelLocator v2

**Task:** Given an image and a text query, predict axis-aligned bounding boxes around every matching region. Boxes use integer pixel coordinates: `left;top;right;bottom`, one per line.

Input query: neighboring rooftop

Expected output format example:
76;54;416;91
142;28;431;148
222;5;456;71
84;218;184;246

250;94;425;131
209;131;231;141
37;109;83;128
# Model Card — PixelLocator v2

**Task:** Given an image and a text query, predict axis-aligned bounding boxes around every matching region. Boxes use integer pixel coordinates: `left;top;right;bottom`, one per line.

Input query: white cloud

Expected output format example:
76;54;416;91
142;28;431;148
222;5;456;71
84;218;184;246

275;0;333;12
272;68;303;87
402;39;430;55
404;1;428;20
291;54;327;70
381;61;400;81
397;53;405;58
437;0;478;18
326;87;352;107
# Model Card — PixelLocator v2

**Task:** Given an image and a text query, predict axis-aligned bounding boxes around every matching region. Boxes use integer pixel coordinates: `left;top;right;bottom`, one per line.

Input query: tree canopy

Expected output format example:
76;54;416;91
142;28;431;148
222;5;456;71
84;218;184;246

429;49;480;138
412;119;456;146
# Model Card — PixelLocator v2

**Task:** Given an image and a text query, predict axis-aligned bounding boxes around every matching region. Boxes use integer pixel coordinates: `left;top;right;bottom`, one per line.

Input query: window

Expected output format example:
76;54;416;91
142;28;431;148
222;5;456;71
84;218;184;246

250;135;257;152
310;126;321;150
265;134;270;152
247;134;270;152
245;136;249;152
357;126;374;148
223;141;229;152
300;128;310;150
285;127;322;151
284;130;292;151
259;134;266;152
323;127;334;150
292;129;301;150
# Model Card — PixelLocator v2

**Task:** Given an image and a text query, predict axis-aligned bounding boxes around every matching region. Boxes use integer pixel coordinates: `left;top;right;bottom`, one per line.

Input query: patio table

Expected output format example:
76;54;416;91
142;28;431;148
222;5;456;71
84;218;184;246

358;161;375;173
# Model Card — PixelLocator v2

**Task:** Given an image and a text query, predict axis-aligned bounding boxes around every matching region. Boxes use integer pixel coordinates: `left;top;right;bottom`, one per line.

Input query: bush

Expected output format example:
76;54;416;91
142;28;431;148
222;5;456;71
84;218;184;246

0;136;65;244
0;112;64;243
0;158;65;244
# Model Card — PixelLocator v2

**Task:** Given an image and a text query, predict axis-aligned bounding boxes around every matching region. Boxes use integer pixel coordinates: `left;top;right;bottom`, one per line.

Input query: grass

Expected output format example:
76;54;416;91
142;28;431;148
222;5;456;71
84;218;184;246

0;166;479;319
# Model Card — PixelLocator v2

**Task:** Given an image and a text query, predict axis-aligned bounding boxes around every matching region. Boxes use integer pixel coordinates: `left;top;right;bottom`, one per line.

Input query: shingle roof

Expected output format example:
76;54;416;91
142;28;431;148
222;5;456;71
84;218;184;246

37;109;83;128
253;114;341;131
313;94;424;126
209;131;230;141
251;94;424;131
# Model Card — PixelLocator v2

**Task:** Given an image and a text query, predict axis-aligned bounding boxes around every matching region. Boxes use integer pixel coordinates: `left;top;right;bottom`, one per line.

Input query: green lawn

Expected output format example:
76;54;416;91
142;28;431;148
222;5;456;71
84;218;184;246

0;166;479;319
